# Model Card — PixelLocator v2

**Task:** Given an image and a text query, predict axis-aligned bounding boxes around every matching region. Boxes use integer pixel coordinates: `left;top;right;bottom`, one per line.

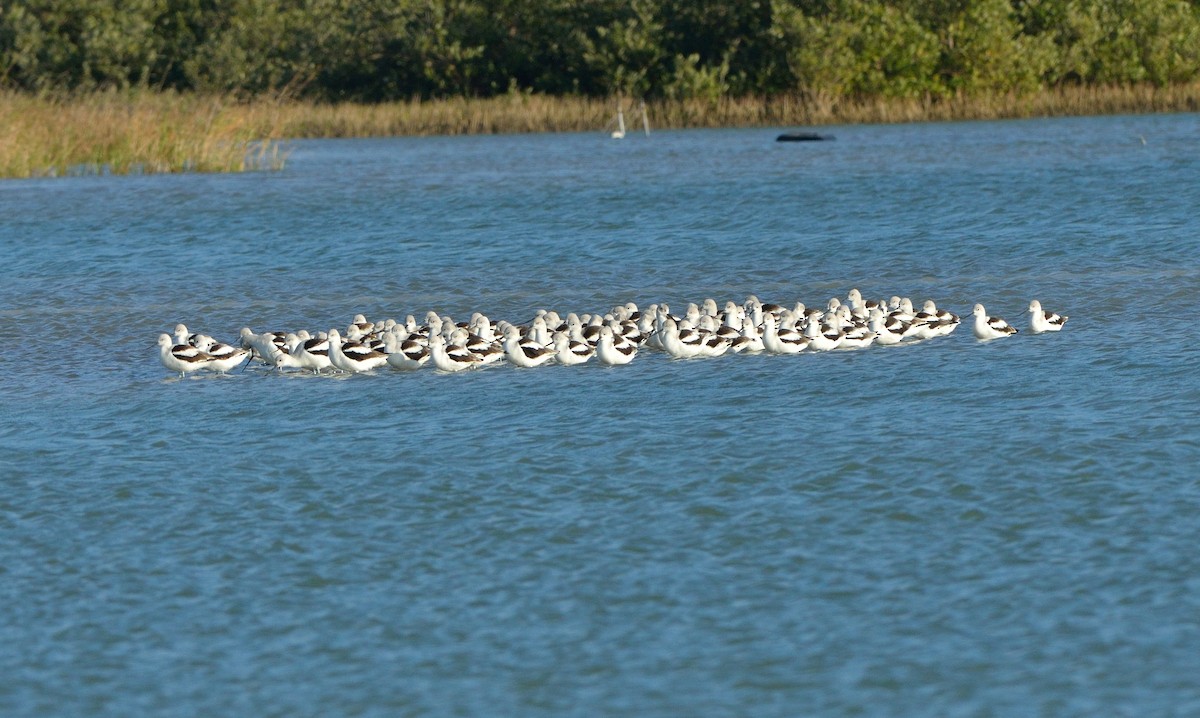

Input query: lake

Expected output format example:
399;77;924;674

2;113;1199;716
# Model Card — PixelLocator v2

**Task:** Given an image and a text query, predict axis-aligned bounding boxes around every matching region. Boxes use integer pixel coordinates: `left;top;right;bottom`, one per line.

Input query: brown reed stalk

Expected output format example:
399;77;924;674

0;90;288;178
3;84;1197;178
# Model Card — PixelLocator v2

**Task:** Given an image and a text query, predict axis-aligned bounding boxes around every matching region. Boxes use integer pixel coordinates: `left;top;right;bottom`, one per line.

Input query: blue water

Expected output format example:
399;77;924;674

3;113;1200;716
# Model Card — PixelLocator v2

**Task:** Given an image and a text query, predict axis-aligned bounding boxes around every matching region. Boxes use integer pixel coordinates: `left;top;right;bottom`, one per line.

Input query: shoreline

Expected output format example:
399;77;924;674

4;84;1198;178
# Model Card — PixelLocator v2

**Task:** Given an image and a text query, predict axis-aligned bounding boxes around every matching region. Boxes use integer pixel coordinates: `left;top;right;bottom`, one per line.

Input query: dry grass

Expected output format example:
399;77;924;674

3;84;1198;178
256;84;1200;140
0;90;287;178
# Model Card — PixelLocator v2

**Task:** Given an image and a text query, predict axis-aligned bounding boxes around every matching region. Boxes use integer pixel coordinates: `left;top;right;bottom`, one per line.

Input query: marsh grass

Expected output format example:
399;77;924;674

3;84;1198;178
254;84;1200;140
0;90;288;178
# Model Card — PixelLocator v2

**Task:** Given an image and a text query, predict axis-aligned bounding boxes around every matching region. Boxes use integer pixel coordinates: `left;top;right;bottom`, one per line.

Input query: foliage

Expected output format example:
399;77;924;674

2;0;1200;100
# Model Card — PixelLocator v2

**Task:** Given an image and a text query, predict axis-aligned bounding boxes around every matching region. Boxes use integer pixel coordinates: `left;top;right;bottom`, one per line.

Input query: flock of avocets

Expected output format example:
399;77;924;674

156;291;1068;377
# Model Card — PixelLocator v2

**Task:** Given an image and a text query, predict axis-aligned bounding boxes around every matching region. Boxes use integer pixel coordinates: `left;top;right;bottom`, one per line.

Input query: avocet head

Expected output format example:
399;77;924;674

973;304;986;317
1029;300;1042;313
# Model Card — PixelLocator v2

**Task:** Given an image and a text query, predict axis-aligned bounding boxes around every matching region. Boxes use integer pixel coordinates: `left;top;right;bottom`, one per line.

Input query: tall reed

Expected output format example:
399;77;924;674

249;84;1200;140
0;90;287;178
3;84;1197;179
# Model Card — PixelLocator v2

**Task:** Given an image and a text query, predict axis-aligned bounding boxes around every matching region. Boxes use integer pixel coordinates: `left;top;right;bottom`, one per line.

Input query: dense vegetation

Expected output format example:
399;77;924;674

4;0;1200;102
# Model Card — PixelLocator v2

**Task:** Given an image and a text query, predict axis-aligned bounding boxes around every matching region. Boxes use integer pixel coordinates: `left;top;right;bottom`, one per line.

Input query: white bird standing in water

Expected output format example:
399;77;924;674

157;333;212;377
972;304;1018;340
1028;300;1068;333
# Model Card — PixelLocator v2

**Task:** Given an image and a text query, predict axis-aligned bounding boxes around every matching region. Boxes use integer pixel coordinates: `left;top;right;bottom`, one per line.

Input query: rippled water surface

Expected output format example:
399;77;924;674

3;114;1200;716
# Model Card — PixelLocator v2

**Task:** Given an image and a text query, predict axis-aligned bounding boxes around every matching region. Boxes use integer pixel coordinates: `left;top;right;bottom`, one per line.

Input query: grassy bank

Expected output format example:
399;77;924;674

0;91;285;178
4;84;1199;178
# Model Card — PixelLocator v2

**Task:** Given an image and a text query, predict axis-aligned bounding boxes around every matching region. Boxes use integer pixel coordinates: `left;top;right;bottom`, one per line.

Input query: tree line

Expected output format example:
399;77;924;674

3;0;1199;102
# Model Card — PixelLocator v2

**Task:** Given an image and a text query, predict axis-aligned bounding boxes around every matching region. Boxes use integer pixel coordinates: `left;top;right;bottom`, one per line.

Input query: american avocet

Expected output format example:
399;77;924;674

553;332;594;366
731;318;764;353
429;332;482;372
803;318;843;352
461;334;502;365
869;309;906;346
157;333;212;377
1028;300;1068;333
173;323;212;348
204;342;251;372
913;300;959;338
596;326;637;365
657;318;701;359
529;316;552;347
698;331;731;357
328;329;388;372
347;314;375;338
502;325;556;368
617;319;645;345
714;323;740;345
271;342;306;372
972;304;1018;340
292;335;332;373
837;323;875;350
192;335;252;371
721;301;743;331
761;313;806;354
636;307;657;339
384;333;430;370
239;327;285;363
468;313;496;343
846;288;865;315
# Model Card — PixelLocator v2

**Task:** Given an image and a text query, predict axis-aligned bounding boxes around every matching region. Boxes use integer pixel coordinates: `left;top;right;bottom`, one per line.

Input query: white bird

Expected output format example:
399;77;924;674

528;315;552;347
1028;300;1068;333
157;333;211;377
192;336;252;372
553;333;594;366
502;326;556;368
846;288;866;314
204;342;251;372
912;300;959;339
697;331;731;357
384;333;430;370
869;309;906;346
239;327;285;363
328;329;388;372
837;323;875;350
761;313;805;354
173;323;212;348
429;332;482;372
464;334;505;365
270;345;306;372
803;319;842;352
611;108;626;139
972;304;1018;340
292;335;333;374
730;319;764;353
657;319;703;359
596;326;637;365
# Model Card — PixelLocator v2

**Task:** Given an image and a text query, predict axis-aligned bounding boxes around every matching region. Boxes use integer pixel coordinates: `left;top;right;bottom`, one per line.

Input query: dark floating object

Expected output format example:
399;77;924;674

776;132;834;142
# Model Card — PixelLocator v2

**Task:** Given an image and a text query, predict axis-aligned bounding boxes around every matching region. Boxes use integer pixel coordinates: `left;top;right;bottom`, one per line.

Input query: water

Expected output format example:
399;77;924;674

3;114;1200;716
